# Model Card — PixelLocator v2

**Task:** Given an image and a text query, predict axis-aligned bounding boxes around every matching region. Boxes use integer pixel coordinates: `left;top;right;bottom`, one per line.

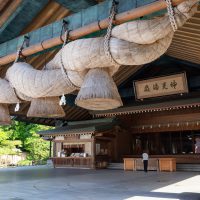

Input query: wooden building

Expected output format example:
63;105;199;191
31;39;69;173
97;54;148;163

0;0;200;170
38;118;132;168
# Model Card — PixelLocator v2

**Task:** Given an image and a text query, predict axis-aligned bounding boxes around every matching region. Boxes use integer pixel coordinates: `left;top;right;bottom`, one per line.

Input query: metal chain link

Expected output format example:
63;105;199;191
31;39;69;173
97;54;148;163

104;0;120;66
165;0;178;32
60;26;79;89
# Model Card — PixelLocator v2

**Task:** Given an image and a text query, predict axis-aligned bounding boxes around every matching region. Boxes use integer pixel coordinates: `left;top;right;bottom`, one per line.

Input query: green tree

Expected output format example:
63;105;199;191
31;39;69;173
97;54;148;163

0;121;51;162
0;129;8;143
25;133;49;162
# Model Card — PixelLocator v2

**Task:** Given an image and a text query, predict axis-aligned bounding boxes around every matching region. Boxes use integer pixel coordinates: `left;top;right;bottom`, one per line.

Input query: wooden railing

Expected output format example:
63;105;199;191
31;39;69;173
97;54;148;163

51;157;93;168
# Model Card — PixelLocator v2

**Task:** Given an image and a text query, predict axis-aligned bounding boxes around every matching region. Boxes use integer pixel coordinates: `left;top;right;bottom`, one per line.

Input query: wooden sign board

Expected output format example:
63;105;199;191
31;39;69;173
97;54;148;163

64;135;80;140
134;73;188;100
55;136;64;141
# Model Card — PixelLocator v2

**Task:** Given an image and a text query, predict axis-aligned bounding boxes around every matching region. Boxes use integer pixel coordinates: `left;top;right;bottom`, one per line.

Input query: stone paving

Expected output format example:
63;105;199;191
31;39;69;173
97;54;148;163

0;166;200;200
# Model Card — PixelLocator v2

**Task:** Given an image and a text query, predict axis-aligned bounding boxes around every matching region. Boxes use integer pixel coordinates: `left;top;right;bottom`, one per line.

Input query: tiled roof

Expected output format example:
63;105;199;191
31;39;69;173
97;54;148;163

37;118;116;136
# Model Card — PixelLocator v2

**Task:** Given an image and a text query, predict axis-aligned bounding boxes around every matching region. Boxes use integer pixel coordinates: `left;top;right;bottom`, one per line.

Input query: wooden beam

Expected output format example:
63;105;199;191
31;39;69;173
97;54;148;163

174;33;200;42
166;53;200;64
176;30;200;37
167;50;200;59
165;55;200;69
0;0;10;11
21;1;70;35
171;40;200;49
131;113;200;126
0;0;49;43
91;97;200;117
0;0;22;27
0;0;187;66
167;54;200;62
191;16;200;21
55;0;97;12
168;46;200;55
179;26;200;33
172;37;200;46
185;21;200;27
14;115;55;126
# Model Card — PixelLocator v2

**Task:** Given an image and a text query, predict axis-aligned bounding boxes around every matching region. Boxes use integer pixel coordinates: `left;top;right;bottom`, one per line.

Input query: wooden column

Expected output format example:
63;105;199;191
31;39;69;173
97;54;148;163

91;136;96;169
49;140;52;157
53;142;57;157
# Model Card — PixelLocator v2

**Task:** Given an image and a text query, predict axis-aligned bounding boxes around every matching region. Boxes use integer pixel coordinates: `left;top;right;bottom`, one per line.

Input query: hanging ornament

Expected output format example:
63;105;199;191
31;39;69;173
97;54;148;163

15;103;20;112
59;94;66;106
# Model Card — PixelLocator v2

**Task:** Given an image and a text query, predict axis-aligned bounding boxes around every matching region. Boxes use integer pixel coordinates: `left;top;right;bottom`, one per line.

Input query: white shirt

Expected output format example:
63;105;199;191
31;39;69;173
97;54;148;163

142;153;149;161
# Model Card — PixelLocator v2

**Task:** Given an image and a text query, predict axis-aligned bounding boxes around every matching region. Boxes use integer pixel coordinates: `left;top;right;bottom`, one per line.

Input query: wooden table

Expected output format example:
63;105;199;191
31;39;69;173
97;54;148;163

123;158;136;171
124;157;176;171
51;157;93;168
135;158;159;171
159;158;176;172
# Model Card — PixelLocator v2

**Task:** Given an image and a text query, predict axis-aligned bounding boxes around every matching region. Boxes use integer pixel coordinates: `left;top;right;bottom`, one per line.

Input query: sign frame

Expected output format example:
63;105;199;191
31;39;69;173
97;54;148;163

133;72;189;100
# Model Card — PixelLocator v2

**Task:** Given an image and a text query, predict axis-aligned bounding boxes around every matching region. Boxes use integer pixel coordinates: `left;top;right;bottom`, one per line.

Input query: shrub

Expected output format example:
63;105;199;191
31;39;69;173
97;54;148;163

17;159;32;166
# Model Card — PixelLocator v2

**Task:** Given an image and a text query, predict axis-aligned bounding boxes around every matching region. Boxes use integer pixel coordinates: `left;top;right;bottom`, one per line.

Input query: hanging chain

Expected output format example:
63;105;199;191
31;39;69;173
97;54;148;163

104;0;120;66
165;0;178;32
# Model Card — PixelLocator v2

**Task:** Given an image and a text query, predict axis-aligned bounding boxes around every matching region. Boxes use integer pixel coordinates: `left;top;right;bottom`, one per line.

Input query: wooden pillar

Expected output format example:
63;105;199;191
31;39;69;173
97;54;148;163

180;131;183;154
91;136;96;169
192;131;195;154
155;133;160;154
53;142;56;157
169;132;172;154
56;142;62;157
49;140;52;158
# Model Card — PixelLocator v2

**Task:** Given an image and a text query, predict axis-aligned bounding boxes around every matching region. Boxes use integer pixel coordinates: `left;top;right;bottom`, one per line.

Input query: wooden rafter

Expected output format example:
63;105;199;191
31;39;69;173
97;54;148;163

0;0;22;27
55;0;97;12
0;0;49;43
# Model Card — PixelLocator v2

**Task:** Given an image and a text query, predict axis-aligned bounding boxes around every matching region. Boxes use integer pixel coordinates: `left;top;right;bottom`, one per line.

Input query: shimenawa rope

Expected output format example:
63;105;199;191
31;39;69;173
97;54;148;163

59;22;79;105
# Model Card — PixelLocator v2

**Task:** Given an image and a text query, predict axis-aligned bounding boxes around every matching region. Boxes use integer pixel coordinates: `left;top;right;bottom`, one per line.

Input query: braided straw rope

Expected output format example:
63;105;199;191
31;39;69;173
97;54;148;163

104;0;120;66
14;48;22;63
165;0;178;31
60;30;79;89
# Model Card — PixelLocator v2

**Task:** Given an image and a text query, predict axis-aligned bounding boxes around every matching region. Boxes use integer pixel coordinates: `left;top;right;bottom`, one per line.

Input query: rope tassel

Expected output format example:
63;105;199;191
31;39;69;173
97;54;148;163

59;94;66;106
14;103;20;112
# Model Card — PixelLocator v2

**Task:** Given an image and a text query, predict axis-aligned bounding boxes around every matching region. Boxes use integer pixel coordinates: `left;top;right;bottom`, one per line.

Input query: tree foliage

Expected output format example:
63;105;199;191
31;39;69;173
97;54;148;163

0;121;52;162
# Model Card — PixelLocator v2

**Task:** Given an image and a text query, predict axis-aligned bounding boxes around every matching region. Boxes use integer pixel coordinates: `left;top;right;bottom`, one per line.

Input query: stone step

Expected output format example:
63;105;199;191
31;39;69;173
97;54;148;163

177;164;200;172
107;163;124;170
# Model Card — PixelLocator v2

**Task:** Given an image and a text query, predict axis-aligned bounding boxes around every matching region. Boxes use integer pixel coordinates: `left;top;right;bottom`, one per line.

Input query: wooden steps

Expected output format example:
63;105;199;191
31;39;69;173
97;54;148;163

177;164;200;172
107;163;124;170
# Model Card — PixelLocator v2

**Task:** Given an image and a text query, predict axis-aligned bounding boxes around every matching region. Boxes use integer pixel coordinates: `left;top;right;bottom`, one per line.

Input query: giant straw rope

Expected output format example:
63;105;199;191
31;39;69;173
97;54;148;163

0;0;198;123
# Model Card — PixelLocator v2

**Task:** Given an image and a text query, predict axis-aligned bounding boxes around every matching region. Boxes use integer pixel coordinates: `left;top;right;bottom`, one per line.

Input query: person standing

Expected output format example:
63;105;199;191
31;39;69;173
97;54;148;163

142;151;149;172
